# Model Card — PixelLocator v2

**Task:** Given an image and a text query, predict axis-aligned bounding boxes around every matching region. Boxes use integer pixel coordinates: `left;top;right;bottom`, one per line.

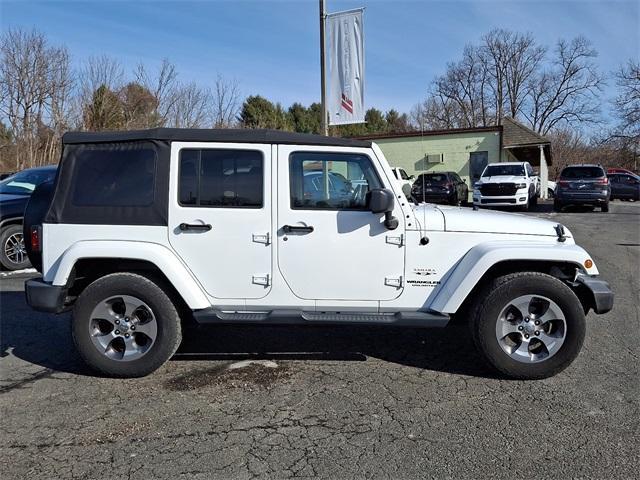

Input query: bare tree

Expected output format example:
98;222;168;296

431;45;491;128
169;82;212;128
78;55;124;131
525;37;604;134
212;74;240;128
480;30;545;122
134;58;179;126
0;28;73;168
612;59;640;140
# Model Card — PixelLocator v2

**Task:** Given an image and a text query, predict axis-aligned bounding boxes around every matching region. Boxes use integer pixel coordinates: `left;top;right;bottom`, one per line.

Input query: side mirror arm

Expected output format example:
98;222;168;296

384;212;399;230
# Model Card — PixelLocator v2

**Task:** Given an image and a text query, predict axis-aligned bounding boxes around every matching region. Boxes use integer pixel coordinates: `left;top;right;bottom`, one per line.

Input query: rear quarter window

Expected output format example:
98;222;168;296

72;148;156;206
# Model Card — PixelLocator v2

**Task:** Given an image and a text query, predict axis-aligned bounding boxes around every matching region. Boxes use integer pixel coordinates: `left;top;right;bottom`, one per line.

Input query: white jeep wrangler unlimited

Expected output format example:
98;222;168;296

473;161;540;210
24;129;613;379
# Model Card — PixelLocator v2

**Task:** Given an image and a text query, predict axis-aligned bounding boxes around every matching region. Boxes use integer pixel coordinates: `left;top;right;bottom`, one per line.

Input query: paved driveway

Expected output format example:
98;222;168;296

1;201;639;479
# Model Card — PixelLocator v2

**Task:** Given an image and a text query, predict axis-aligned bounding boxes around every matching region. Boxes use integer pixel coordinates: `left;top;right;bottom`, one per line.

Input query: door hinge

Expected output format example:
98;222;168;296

252;233;270;245
385;276;403;288
386;234;404;247
252;274;270;286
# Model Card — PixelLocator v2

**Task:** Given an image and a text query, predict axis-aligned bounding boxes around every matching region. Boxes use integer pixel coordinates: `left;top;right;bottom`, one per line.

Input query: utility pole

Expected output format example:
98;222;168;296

319;0;328;136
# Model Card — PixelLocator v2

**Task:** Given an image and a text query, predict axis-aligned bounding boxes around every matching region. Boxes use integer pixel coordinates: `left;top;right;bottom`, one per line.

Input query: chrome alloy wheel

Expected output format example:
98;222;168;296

88;295;158;361
4;232;26;265
495;295;567;363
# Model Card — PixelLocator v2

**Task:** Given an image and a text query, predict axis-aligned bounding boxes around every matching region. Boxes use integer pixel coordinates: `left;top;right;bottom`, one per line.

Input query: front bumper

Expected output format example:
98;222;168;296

473;191;529;206
573;273;614;314
25;278;68;313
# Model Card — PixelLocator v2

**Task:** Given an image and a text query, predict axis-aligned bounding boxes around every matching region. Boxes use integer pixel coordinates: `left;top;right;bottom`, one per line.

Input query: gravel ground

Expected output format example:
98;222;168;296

1;201;639;479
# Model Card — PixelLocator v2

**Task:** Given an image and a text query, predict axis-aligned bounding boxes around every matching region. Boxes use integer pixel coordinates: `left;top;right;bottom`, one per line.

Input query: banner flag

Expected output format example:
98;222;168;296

327;8;365;125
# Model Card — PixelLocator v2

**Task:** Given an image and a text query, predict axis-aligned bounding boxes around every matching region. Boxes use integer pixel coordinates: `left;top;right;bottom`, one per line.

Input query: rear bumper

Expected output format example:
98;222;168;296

555;191;609;205
574;273;614;314
25;278;67;313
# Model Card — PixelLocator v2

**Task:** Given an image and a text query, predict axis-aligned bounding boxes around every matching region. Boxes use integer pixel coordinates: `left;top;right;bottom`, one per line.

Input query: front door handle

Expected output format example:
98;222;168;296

282;225;314;234
179;222;212;232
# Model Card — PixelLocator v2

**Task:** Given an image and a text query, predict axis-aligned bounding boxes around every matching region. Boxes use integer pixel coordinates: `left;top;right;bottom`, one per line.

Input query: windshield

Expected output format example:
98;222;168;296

561;167;605;179
0;168;56;195
482;165;525;177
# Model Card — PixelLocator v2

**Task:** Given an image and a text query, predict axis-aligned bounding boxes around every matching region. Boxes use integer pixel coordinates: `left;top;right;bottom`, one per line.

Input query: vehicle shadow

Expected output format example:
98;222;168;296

0;291;497;379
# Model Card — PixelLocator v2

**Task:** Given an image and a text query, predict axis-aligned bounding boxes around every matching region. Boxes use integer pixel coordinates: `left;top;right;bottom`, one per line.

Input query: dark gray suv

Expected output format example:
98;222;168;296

554;165;610;212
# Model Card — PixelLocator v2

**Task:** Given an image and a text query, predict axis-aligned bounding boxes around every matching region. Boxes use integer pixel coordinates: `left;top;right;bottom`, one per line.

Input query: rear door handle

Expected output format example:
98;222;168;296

179;222;212;232
282;225;314;234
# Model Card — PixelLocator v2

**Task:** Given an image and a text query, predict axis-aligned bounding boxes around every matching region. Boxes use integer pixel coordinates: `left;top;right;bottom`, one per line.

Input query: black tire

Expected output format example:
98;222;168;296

601;202;609;212
72;272;182;377
450;193;460;206
531;192;538;206
553;200;562;212
469;272;586;380
0;224;31;271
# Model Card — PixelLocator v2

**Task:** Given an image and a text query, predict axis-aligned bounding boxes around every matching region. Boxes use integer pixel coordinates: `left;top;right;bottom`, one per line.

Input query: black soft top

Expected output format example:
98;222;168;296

62;128;372;148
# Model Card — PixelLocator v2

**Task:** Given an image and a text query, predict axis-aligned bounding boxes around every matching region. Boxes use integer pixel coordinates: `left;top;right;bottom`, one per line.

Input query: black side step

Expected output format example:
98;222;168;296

193;309;449;328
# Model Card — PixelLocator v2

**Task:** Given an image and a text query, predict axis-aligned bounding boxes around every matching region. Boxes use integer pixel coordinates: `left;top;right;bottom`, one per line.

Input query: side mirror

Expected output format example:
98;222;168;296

409;175;415;180
463;178;467;183
367;188;399;230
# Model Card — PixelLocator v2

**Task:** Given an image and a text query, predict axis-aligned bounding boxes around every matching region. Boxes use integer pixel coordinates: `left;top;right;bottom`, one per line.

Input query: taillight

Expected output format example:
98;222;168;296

30;226;41;252
596;177;609;185
558;180;569;187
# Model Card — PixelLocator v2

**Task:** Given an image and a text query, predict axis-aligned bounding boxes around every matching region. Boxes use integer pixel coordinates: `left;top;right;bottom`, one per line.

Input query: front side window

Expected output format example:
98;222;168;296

179;149;263;208
72;148;156;207
289;152;381;210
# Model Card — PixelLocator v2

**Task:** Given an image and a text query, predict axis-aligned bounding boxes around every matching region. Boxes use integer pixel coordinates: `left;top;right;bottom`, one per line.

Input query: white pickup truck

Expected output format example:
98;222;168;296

24;129;612;380
473;161;540;210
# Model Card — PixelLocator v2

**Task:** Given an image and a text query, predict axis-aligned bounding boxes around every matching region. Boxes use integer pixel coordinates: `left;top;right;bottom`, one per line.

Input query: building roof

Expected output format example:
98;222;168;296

501;117;550;148
354;125;502;141
62;128;372;148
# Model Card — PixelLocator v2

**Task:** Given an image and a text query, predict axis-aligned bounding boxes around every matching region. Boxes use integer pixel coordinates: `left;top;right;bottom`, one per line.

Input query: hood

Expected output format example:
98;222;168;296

478;175;525;184
437;205;567;238
0;193;30;203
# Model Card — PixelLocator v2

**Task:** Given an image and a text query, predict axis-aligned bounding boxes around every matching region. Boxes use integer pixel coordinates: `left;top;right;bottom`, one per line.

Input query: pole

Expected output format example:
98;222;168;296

319;0;328;136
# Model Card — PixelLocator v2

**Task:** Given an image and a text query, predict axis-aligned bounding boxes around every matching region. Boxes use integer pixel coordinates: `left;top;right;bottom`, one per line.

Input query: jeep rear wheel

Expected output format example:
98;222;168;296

72;273;182;377
470;272;586;379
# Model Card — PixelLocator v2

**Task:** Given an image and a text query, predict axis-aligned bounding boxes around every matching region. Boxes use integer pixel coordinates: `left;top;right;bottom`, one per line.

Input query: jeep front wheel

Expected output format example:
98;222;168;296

470;272;586;379
72;272;182;377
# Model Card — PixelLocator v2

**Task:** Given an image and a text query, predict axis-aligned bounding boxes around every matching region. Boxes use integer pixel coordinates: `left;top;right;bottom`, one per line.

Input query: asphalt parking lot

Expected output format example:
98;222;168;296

1;200;639;479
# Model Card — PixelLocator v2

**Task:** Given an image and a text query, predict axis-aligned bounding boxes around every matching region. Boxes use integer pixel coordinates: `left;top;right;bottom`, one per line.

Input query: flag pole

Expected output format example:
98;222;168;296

319;0;328;136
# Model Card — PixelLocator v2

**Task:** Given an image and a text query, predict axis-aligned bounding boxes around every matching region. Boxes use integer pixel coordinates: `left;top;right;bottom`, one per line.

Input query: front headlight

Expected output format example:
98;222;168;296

516;182;527;189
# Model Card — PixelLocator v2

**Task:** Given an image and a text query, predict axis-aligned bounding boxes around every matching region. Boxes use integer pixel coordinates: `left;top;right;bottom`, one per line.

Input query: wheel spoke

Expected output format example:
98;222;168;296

536;331;563;356
91;330;117;351
122;336;142;359
91;301;119;324
514;339;532;359
498;320;522;338
134;320;157;339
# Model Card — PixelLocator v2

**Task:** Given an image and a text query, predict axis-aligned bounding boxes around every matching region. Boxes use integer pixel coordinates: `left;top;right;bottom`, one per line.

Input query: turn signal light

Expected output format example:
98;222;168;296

584;259;593;269
30;226;41;252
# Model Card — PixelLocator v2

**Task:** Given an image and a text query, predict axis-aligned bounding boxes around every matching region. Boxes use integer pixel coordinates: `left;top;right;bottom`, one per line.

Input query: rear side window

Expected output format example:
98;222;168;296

72;148;156;206
179;149;263;208
561;167;605;179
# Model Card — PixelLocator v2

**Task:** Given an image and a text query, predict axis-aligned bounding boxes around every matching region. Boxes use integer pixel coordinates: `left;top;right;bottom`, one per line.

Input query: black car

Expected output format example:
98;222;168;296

411;171;469;206
554;165;610;212
608;173;640;201
0;165;57;270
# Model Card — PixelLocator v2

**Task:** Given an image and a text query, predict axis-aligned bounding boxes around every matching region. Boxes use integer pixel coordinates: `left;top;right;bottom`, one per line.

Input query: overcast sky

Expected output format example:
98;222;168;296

2;0;639;116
